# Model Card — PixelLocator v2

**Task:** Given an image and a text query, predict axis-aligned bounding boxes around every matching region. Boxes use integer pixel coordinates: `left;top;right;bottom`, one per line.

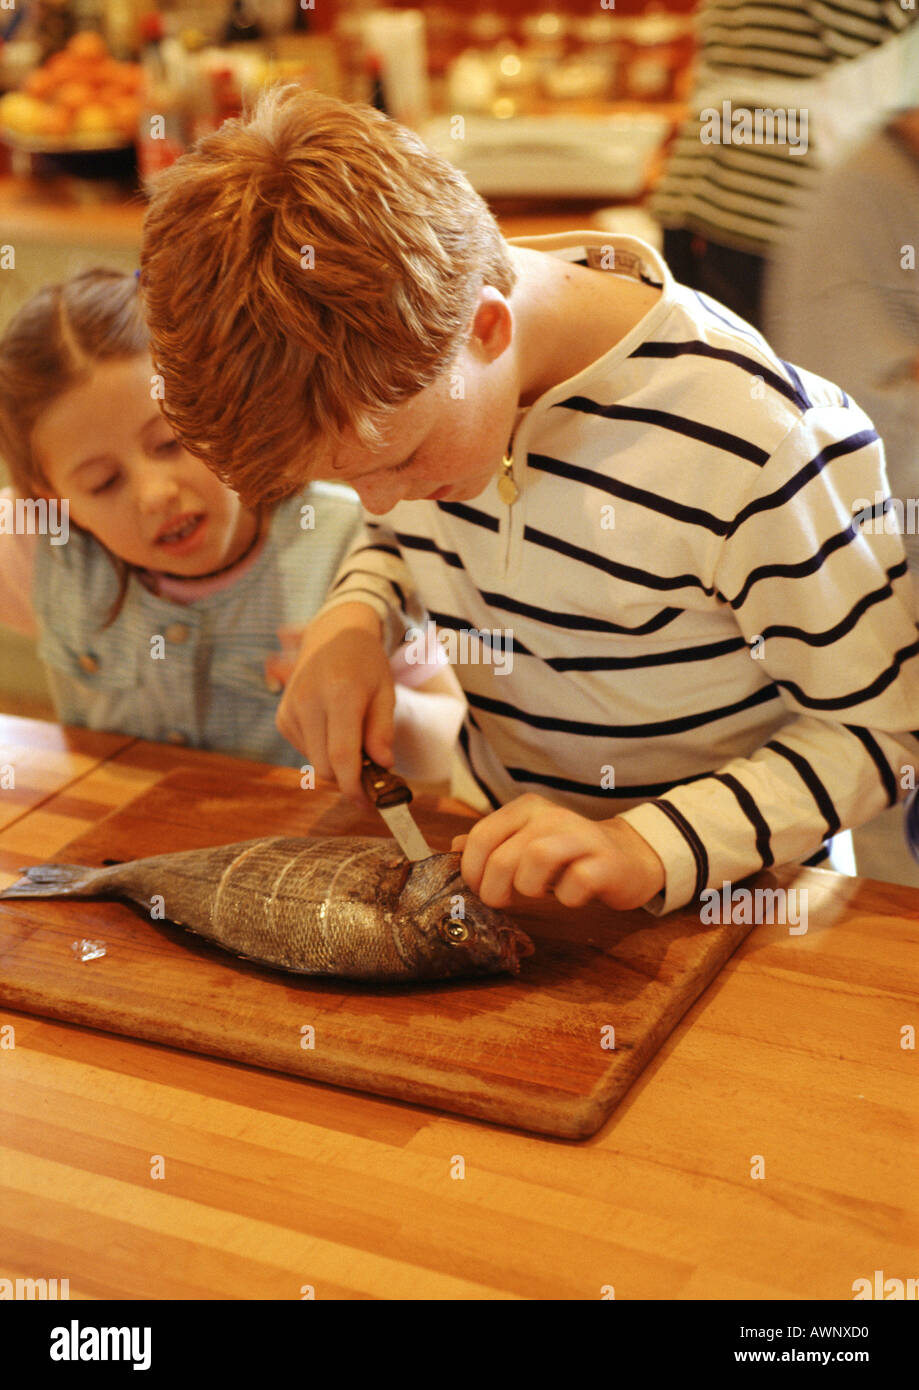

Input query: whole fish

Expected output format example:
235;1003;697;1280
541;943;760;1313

0;836;535;982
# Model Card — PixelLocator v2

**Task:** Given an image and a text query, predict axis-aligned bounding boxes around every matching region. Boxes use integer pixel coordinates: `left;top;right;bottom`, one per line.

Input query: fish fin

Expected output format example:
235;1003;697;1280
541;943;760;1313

0;864;100;898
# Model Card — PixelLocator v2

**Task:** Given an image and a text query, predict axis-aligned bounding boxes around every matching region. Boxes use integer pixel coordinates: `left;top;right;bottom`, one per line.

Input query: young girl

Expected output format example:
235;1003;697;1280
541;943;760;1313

0;268;463;775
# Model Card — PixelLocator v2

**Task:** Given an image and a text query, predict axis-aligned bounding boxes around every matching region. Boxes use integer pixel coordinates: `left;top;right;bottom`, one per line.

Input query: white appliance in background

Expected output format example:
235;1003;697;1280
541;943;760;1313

361;8;429;128
418;112;670;199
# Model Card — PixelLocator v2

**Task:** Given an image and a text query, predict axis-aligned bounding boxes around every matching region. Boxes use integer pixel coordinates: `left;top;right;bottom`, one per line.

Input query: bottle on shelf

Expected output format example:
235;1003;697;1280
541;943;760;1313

222;0;264;46
365;52;387;114
136;12;185;183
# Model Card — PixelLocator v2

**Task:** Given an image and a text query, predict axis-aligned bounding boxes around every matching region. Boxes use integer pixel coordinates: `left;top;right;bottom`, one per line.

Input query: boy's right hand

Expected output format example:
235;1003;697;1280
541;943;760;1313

275;602;395;801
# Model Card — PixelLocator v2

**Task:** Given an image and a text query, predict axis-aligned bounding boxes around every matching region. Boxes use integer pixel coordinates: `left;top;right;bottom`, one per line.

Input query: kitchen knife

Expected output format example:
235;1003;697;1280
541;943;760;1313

361;753;433;862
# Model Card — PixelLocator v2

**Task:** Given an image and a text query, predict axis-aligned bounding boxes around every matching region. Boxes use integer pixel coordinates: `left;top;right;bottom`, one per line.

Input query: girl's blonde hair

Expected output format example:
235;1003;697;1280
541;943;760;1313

0;267;148;495
141;83;517;508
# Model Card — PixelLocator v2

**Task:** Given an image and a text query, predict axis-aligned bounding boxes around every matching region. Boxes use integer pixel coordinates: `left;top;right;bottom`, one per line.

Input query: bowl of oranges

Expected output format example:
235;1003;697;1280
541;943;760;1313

0;31;142;152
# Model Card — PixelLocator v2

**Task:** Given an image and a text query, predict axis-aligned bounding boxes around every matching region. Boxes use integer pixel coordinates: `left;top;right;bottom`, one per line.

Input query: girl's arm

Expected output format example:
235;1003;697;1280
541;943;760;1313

0;487;39;636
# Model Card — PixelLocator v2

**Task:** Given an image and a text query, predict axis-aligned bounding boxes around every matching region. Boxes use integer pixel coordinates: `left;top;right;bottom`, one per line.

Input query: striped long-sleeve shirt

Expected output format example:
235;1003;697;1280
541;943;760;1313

651;0;919;255
318;232;919;914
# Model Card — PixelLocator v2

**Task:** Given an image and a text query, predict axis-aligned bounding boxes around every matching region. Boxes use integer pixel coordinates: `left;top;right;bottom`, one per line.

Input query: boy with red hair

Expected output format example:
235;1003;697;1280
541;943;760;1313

140;86;919;915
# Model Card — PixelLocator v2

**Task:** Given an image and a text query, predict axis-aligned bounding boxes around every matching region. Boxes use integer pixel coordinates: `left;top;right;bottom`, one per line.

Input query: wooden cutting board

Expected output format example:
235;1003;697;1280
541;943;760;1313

0;766;760;1139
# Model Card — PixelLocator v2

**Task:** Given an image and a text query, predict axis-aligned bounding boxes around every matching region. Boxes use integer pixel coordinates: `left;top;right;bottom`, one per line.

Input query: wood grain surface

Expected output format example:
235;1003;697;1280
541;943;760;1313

0;716;132;836
0;722;917;1299
1;764;762;1139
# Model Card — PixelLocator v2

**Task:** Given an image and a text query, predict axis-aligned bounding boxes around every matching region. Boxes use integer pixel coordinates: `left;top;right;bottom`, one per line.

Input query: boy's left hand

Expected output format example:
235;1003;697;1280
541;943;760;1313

452;794;665;911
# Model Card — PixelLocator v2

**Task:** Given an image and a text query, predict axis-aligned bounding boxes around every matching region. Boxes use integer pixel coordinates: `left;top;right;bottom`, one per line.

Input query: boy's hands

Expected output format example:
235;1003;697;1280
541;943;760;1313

275;603;395;801
452;794;665;911
276;615;667;903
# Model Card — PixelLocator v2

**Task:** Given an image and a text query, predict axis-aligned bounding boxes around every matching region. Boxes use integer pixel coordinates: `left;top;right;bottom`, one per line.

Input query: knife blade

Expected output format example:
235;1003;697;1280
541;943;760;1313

360;753;433;862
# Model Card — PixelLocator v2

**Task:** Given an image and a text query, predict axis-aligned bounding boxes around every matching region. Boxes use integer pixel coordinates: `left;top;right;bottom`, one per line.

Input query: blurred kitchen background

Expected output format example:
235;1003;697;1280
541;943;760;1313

0;0;695;717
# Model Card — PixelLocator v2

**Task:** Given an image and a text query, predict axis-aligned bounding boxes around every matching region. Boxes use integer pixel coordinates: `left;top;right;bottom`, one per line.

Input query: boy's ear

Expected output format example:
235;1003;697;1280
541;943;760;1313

468;287;513;361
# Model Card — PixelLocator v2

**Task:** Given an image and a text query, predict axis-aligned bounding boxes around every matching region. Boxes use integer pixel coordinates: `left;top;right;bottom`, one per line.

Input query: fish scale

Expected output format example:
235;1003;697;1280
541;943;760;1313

207;838;409;975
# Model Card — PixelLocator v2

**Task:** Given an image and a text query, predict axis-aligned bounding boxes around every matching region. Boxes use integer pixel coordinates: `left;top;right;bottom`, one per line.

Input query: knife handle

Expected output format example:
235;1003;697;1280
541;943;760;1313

361;753;413;808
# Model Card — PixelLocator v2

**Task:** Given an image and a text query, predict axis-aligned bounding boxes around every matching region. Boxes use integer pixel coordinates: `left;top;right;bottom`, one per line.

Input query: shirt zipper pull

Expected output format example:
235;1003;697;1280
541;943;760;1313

497;454;519;506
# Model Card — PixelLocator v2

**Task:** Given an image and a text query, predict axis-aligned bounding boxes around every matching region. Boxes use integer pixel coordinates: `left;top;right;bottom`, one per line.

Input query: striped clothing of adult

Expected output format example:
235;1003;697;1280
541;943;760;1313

651;0;919;256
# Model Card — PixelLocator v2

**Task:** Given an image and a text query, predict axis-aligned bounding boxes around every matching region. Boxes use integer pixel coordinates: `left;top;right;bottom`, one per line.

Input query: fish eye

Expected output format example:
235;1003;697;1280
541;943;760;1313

441;917;470;943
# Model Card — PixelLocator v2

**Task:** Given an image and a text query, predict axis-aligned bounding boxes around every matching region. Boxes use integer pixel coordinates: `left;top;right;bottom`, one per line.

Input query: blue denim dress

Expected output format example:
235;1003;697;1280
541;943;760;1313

31;484;362;767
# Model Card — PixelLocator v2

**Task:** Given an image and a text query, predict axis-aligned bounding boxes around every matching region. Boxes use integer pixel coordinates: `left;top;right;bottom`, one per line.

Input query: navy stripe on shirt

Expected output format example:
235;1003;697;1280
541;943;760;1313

394;532;465;569
765;738;841;836
694;291;764;345
524;525;717;595
728;429;880;537
435;501;499;533
478;590;684;636
714;771;774;868
527;452;734;536
555;395;772;467
772;637;919;711
649;799;709;899
844;725;899;806
629;339;810;412
466;682;780;739
506;766;713;799
544;636;748;672
726;515;864;608
756;566;908;647
458;720;501;811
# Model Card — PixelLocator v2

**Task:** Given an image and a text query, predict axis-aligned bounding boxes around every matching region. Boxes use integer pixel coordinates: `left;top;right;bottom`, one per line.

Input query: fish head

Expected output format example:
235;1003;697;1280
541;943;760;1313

393;852;535;979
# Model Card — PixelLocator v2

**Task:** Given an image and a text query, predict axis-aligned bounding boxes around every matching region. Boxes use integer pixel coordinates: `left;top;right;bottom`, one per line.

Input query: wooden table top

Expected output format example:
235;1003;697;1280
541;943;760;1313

0;713;916;1301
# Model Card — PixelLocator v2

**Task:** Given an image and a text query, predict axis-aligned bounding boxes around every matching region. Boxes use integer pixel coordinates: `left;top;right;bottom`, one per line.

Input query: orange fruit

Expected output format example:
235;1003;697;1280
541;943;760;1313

94;59;125;88
24;67;56;99
54;80;95;111
110;95;140;134
67;32;108;62
0;92;44;134
113;62;143;93
48;53;83;84
73;102;113;135
37;104;73;138
65;57;106;82
45;51;73;78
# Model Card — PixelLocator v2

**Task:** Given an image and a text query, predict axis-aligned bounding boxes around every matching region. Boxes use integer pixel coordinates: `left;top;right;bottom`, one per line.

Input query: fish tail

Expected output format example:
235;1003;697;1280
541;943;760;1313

0;863;104;898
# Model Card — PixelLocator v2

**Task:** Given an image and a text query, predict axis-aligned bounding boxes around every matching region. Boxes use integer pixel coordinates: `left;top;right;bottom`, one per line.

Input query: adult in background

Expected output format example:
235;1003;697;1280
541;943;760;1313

652;0;917;330
765;104;919;586
765;104;919;889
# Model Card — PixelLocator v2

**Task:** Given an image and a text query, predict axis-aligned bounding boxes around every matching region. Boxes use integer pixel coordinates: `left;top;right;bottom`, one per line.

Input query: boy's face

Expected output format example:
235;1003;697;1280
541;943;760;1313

322;293;521;515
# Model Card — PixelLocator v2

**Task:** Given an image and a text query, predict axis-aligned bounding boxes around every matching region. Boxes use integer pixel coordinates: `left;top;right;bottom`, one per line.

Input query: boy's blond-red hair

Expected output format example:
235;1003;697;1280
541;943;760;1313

140;84;516;507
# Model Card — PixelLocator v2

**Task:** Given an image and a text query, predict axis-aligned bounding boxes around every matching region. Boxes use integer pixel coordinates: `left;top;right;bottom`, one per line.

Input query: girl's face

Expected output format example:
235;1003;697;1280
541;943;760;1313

32;357;258;576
